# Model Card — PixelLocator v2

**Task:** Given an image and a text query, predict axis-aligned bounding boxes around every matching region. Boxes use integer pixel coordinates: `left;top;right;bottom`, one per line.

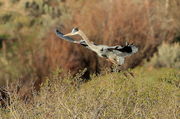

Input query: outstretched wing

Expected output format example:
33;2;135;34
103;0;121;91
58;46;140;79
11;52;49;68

55;29;90;49
55;29;77;43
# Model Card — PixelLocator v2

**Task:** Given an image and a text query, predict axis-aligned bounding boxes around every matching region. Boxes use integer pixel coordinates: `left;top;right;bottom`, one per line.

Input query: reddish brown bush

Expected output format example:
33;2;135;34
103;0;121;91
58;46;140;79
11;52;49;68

33;0;176;80
41;31;100;79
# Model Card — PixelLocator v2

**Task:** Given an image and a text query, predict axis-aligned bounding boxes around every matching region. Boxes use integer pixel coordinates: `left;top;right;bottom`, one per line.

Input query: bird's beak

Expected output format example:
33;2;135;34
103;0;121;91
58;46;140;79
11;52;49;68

64;32;74;36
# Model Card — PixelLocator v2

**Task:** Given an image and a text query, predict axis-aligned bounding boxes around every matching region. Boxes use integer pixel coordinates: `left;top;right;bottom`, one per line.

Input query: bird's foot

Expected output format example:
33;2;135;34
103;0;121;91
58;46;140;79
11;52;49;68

123;70;135;79
112;64;121;72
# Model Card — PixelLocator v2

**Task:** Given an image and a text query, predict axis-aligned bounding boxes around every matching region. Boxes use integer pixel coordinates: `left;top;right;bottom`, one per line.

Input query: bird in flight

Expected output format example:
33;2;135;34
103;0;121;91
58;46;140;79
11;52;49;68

55;27;138;66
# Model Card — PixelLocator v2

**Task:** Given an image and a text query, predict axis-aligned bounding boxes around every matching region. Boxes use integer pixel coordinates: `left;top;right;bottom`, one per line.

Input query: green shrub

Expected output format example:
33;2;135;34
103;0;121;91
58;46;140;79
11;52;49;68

148;43;180;68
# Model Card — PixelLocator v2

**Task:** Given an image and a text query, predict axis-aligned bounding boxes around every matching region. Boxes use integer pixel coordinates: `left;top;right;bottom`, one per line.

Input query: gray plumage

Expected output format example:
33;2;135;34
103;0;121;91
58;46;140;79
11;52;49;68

55;28;138;65
55;29;89;48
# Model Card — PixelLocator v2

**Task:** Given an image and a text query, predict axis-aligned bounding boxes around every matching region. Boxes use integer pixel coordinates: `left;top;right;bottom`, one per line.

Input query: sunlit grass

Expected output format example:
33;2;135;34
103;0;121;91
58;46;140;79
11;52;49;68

0;67;179;119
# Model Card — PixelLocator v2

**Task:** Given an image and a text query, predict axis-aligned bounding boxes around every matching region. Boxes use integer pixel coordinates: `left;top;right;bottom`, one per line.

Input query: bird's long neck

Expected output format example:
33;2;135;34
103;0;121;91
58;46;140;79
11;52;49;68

78;30;97;50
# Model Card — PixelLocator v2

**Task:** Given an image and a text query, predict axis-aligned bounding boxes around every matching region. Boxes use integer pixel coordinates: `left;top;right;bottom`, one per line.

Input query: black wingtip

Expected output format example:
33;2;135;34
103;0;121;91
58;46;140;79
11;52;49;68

54;29;59;33
54;29;64;38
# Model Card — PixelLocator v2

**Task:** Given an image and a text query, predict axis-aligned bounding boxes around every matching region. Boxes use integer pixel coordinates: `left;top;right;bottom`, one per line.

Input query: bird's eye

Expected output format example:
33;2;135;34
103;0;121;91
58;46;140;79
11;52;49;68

74;27;79;31
72;27;79;33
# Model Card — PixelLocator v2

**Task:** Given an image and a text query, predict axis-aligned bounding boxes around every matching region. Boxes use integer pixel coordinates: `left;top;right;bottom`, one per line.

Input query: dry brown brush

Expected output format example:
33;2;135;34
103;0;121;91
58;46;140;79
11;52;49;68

38;0;176;78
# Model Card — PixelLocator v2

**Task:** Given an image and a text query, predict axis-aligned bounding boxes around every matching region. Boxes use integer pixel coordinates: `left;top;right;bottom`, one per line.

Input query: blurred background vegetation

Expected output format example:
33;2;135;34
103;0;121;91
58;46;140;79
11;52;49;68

0;0;179;104
0;0;65;86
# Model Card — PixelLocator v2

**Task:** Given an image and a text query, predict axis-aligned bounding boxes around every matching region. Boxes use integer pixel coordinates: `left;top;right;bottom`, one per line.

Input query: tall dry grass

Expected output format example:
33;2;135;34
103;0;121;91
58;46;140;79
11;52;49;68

0;67;179;119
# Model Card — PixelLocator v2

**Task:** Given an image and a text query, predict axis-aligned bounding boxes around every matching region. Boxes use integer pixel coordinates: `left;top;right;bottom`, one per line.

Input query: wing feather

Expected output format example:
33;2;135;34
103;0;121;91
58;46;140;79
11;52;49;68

55;29;90;49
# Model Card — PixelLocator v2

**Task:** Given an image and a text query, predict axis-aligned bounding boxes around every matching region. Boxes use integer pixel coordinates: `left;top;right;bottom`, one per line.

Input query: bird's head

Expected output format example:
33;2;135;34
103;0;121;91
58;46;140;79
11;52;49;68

64;27;79;36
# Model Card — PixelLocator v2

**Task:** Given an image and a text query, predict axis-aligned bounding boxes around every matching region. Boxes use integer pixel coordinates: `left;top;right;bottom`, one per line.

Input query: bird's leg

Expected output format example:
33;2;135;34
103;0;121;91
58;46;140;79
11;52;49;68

127;69;135;78
122;67;135;79
106;58;123;72
108;58;135;77
106;58;117;65
112;64;121;72
119;66;131;78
